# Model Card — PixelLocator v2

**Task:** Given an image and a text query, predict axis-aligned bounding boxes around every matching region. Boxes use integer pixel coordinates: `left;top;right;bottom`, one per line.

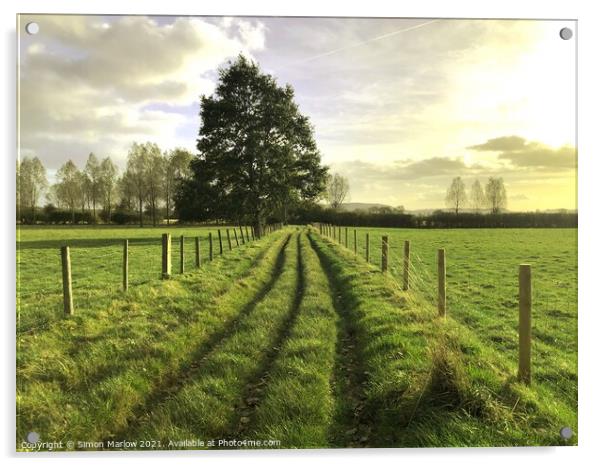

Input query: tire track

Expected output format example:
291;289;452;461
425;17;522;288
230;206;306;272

228;232;306;439
105;233;292;441
307;232;373;447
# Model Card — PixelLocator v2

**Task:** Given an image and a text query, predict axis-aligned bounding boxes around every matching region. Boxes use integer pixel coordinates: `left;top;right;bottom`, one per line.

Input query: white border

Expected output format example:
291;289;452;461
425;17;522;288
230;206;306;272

3;1;601;465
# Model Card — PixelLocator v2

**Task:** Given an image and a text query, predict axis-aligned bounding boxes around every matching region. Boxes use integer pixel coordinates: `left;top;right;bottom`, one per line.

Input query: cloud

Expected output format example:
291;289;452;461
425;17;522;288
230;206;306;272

19;15;266;170
467;136;576;170
468;135;527;152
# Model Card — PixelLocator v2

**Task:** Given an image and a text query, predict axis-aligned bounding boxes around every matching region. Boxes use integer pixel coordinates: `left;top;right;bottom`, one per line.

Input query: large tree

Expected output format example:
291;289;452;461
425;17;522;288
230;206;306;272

485;177;507;214
178;55;328;234
326;173;350;210
445;176;467;215
17;156;47;222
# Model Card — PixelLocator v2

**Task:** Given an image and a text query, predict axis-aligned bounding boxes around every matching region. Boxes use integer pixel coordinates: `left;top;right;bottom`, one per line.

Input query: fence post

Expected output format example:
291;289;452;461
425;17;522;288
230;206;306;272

195;237;201;268
226;229;232;251
162;233;172;279
345;227;348;248
61;245;74;315
338;226;341;244
209;232;213;261
365;233;370;263
239;226;245;245
354;229;357;254
218;229;223;254
403;240;410;291
381;236;389;272
180;235;185;274
246;226;250;243
438;248;446;317
234;228;239;247
518;264;532;385
251;227;256;241
123;239;128;292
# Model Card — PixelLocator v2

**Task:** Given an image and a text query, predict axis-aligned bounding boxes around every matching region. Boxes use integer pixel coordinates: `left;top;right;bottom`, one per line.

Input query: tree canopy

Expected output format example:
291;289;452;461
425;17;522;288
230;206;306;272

177;55;328;233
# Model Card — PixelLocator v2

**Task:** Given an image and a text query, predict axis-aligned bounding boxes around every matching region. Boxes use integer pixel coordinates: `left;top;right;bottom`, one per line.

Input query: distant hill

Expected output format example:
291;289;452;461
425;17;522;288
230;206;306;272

339;202;391;212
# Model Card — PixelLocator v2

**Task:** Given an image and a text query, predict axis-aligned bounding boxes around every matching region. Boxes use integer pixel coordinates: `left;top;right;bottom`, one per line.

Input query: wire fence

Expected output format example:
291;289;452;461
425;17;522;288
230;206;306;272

16;224;284;336
314;222;578;399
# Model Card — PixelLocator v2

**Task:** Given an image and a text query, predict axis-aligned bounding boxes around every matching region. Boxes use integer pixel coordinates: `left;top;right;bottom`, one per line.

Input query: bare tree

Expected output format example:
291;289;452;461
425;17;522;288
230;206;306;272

164;148;192;224
485;177;507;214
100;157;118;222
84;153;102;221
17;156;47;222
326;173;349;209
445;176;467;215
55;160;83;223
470;179;485;213
125;143;150;227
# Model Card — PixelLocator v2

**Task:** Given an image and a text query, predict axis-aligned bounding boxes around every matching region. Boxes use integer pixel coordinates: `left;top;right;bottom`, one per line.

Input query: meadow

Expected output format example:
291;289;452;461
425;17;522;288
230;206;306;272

16;225;577;449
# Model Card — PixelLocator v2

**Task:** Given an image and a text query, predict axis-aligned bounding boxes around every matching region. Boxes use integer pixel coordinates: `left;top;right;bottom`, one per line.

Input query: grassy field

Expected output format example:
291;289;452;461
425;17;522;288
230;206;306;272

16;225;577;449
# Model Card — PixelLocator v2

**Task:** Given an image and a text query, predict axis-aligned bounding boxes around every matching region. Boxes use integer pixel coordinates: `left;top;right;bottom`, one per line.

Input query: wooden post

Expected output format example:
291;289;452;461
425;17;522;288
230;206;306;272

251;227;256;241
403;240;410;291
381;236;389;272
438;248;446;317
123;239;128;291
338;226;341;244
365;233;370;263
354;229;357;254
180;235;185;274
218;229;223;255
195;237;201;268
226;229;232;251
209;233;213;261
345;227;348;248
61;245;74;315
162;233;171;279
239;225;245;245
245;226;250;242
518;264;532;385
234;228;239;247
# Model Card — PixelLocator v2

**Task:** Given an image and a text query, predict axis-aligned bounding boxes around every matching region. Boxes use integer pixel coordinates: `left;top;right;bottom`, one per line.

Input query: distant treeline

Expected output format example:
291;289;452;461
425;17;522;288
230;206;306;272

290;205;577;229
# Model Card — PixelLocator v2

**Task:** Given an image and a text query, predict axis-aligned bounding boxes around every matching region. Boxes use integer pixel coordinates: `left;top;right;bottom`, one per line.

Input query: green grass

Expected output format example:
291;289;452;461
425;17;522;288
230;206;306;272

16;224;577;449
17;225;253;334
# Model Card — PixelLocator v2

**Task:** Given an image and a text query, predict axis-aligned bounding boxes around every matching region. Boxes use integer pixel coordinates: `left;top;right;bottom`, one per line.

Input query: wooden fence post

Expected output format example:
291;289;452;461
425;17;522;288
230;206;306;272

218;230;223;255
123;239;128;292
338;226;341;244
209;232;213;261
195;237;201;268
61;245;74;315
354;229;357;254
162;233;171;279
245;226;250;243
234;228;239;247
381;236;389;272
251;227;256;241
345;227;348;248
403;240;410;291
365;233;370;263
518;264;532;385
438;248;446;317
239;225;245;245
226;229;232;251
180;235;185;274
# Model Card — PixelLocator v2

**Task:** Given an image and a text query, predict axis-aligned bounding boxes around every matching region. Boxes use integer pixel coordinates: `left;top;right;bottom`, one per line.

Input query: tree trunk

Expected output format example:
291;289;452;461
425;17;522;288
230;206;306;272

166;194;170;225
139;197;143;227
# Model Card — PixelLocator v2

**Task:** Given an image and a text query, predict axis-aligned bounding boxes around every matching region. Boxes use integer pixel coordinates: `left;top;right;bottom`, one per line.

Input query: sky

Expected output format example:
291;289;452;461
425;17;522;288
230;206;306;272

18;15;577;211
